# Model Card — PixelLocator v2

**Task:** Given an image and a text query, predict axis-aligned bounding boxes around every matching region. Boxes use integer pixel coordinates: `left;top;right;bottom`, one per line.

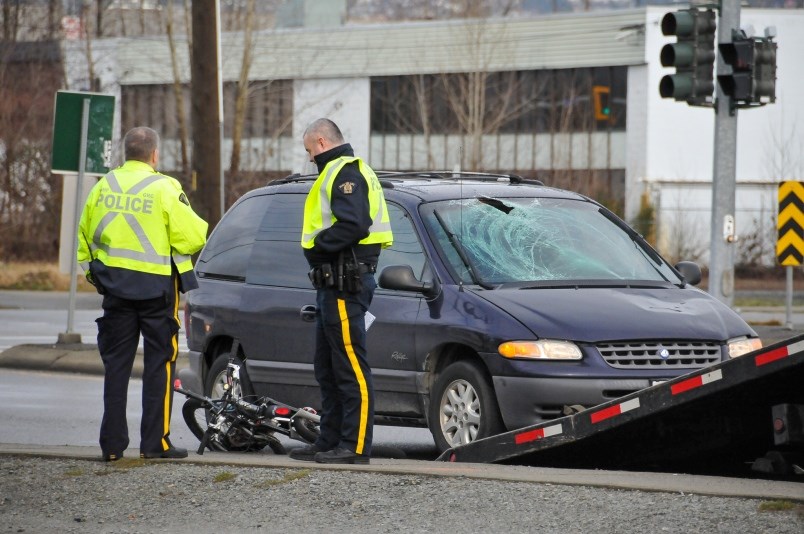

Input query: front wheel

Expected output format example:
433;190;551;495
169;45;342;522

181;397;228;452
428;360;505;452
201;350;260;452
205;350;255;400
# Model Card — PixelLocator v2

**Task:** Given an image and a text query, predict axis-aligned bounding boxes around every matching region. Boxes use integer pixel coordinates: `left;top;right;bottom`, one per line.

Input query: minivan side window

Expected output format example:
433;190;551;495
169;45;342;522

376;202;427;279
196;193;272;281
247;193;311;288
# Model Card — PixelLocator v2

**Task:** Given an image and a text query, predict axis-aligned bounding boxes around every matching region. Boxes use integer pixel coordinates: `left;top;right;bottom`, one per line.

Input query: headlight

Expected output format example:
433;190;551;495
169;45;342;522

727;336;763;358
498;340;582;360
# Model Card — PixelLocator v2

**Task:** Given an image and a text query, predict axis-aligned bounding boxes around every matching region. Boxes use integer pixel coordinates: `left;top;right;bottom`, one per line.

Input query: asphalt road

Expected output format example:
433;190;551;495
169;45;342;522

0;290;188;352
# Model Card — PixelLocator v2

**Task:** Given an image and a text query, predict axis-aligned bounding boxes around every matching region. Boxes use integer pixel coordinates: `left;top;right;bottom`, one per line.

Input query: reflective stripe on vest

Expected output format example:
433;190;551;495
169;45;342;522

301;157;392;249
90;171;187;270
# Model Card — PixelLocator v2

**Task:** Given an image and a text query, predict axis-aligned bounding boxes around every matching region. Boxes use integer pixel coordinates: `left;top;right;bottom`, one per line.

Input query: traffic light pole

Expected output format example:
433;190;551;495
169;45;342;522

708;1;740;306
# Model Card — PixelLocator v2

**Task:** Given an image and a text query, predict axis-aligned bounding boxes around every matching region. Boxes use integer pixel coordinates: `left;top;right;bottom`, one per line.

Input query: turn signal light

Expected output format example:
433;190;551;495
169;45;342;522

498;340;582;360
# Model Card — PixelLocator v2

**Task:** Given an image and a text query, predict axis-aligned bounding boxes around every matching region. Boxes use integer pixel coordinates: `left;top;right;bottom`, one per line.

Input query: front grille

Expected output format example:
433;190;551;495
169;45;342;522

596;341;722;369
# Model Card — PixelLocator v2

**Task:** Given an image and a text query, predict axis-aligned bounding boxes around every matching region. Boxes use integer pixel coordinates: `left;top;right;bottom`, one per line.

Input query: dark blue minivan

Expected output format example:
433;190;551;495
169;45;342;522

182;172;761;452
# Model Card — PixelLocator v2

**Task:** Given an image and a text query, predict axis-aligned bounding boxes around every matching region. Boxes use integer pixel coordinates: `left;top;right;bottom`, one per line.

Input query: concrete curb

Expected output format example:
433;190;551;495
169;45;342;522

1;443;802;502
0;343;151;377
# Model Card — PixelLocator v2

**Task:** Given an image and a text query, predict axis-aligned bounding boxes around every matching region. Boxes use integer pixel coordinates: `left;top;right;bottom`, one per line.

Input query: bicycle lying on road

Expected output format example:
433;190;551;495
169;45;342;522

174;348;320;455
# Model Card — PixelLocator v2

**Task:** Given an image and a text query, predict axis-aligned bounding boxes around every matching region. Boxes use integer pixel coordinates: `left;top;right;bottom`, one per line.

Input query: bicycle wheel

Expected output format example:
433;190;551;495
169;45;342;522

181;397;209;443
181;398;230;451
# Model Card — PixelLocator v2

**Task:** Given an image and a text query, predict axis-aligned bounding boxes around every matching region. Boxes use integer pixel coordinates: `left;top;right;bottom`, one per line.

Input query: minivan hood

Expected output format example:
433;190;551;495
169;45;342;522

475;286;755;342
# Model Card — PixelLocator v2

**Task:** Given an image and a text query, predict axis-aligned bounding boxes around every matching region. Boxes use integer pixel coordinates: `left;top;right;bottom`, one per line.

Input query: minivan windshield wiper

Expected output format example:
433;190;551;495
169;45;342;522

433;209;494;290
597;208;675;284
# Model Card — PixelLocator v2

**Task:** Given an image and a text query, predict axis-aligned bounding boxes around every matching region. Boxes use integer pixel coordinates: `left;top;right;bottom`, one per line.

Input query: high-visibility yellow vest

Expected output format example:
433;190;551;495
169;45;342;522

301;156;393;249
77;160;208;277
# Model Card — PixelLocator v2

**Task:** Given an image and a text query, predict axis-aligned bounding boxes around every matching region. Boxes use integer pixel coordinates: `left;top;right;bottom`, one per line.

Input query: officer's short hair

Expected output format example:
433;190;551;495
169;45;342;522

304;118;344;145
124;127;159;162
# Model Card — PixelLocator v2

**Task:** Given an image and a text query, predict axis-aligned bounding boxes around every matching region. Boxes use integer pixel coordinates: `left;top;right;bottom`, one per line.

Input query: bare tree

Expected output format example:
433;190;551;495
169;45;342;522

80;2;98;91
0;1;65;260
764;114;803;182
162;0;191;180
437;18;544;170
412;75;436;168
2;0;20;41
229;0;256;173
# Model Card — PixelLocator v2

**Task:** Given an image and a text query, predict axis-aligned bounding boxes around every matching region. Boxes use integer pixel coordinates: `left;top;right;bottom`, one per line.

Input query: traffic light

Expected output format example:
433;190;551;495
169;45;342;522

717;33;754;102
592;85;613;123
718;30;777;106
659;8;717;106
753;37;777;103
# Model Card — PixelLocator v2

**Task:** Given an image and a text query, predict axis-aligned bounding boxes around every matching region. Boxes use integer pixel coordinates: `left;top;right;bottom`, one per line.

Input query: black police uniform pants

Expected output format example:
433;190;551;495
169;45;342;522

97;279;181;457
313;272;376;456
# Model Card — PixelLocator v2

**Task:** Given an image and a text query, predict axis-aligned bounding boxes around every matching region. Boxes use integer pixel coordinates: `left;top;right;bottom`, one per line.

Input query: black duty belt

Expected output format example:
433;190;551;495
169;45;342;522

358;263;377;274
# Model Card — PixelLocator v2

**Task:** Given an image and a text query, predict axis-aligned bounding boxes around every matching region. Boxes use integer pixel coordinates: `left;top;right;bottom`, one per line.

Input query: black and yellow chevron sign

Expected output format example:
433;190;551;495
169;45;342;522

777;181;804;266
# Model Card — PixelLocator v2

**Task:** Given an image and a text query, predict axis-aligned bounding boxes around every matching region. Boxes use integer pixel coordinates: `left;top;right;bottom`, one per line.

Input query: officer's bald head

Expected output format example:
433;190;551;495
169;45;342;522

303;119;345;163
124;127;159;163
303;119;344;146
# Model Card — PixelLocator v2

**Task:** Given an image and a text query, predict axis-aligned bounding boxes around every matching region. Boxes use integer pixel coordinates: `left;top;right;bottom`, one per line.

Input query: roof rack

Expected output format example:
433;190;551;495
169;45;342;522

376;170;544;186
271;170;544;187
269;173;317;186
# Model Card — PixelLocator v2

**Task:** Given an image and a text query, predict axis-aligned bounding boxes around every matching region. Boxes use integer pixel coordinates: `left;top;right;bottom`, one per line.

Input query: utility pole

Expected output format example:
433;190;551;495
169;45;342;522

191;0;223;228
708;1;740;306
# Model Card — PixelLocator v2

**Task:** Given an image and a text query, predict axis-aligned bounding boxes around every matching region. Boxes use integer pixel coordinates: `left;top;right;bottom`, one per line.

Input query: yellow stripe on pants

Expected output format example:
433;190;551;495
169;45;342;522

337;298;369;454
161;277;180;450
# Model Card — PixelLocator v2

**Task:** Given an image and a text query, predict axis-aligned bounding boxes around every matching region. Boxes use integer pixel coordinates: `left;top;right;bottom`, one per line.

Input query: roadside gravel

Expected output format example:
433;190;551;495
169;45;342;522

2;455;802;534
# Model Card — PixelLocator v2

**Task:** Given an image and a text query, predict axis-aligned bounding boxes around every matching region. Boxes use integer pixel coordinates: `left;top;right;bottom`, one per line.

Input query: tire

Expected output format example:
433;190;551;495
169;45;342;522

291;412;321;444
202;349;258;452
428;360;505;452
181;397;228;452
205;349;255;401
181;397;208;443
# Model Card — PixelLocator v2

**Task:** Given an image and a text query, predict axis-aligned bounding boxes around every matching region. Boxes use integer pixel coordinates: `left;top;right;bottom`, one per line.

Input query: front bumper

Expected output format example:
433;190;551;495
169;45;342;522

493;375;658;430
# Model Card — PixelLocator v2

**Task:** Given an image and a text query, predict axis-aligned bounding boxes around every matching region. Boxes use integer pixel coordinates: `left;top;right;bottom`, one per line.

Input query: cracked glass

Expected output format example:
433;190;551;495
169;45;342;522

421;197;680;287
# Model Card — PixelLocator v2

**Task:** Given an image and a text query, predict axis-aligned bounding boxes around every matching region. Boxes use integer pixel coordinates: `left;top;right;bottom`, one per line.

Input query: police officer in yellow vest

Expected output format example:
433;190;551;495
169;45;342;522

77;126;208;461
290;118;392;465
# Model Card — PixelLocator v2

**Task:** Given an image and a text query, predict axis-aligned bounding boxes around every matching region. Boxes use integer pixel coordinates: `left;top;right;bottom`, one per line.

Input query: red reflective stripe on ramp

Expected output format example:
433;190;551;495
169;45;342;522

515;428;545;445
755;346;789;367
590;404;621;424
671;375;703;395
514;424;562;445
591;398;639;424
670;370;723;396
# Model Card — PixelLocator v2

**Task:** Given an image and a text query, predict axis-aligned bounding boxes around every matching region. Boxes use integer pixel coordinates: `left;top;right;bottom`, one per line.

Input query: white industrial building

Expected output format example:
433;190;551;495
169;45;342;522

62;5;804;264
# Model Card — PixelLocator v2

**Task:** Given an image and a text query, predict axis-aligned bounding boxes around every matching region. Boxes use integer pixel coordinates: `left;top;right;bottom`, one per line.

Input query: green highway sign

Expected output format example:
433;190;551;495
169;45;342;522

51;91;115;176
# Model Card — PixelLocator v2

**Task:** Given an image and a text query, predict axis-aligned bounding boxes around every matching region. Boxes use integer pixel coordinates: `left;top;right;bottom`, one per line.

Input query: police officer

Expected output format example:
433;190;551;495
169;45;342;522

77;126;208;461
290;118;392;464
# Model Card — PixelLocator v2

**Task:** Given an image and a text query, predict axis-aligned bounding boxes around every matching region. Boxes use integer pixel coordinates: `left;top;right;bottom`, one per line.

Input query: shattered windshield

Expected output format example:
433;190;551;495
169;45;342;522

421;197;681;286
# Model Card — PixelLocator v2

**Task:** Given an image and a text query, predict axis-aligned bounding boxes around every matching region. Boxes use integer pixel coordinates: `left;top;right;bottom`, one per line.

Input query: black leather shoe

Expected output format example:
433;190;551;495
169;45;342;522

103;452;123;462
314;447;369;465
140;446;188;459
289;444;329;461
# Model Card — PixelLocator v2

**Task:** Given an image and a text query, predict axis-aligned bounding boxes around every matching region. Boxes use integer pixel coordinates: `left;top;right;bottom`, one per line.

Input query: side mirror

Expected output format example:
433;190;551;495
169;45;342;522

674;261;702;286
379;265;435;296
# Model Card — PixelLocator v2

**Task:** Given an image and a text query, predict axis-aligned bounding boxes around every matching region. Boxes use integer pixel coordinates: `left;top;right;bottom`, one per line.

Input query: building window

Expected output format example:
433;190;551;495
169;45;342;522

370;66;627;135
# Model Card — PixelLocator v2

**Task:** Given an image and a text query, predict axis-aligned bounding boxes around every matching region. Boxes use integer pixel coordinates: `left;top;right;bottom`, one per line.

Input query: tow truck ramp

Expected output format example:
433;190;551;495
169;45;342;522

438;335;804;476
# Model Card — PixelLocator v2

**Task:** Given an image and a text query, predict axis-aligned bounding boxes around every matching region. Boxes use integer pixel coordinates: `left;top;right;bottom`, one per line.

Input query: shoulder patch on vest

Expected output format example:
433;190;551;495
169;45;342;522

179;193;190;206
338;181;356;194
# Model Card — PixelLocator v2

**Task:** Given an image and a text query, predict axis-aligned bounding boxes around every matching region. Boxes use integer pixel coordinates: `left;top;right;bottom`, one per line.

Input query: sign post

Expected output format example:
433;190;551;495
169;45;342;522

51;91;115;343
